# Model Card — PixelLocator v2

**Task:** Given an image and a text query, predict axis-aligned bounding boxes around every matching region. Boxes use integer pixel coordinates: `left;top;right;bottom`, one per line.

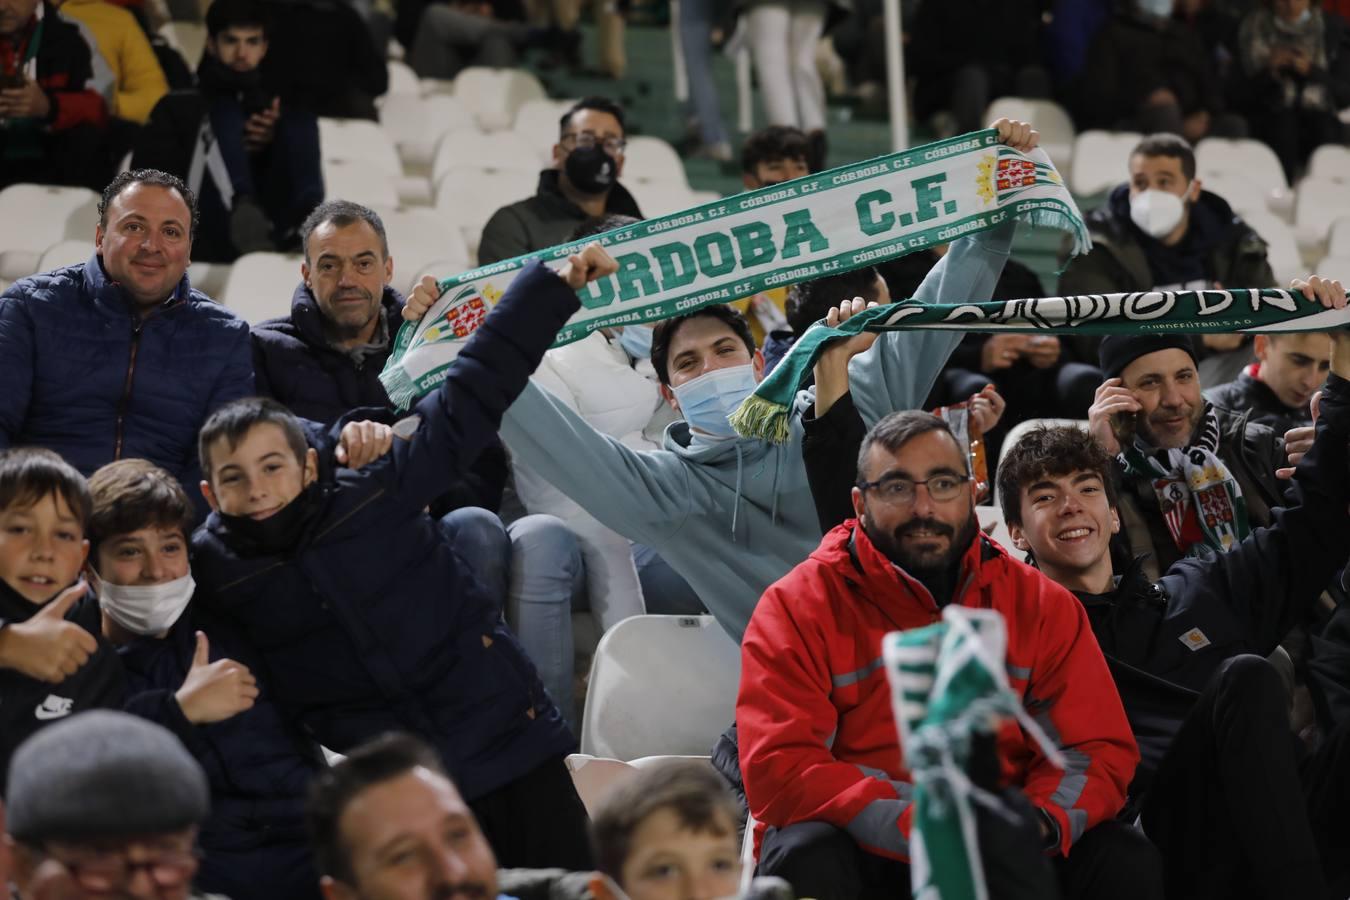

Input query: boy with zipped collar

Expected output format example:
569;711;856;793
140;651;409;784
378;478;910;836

0;447;124;787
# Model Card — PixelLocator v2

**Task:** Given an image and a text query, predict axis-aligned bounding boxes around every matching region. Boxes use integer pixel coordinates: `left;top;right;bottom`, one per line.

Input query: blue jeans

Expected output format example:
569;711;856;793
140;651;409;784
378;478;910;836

679;0;729;145
440;508;583;728
206;97;324;232
631;542;707;616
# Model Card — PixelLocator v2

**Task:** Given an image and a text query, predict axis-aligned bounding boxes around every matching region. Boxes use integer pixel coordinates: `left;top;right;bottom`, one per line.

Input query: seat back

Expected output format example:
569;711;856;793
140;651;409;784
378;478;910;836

219;252;303;323
580;615;741;761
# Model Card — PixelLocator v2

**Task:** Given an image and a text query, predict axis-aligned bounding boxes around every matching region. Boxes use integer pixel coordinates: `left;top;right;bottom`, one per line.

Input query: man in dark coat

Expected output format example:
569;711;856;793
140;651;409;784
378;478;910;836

191;246;621;871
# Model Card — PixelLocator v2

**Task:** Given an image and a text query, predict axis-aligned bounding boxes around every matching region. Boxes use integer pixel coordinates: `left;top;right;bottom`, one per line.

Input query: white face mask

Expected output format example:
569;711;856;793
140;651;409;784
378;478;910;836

1129;188;1187;239
97;571;195;636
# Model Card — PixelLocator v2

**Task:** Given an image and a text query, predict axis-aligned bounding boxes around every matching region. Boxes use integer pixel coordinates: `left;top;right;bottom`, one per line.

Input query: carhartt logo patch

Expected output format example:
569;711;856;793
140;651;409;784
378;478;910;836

1178;628;1212;651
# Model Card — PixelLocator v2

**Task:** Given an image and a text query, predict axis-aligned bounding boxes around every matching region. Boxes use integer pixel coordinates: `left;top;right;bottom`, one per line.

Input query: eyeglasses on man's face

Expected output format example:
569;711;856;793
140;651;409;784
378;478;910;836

38;838;201;894
856;473;971;506
561;131;627;155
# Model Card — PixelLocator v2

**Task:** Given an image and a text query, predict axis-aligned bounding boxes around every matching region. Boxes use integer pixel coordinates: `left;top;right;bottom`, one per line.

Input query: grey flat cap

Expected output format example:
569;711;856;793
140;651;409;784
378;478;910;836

6;710;210;842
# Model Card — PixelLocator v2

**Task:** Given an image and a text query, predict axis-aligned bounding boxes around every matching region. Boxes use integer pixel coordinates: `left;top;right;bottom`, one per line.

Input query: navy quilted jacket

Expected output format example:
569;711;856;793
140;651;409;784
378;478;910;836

0;254;254;495
190;261;576;800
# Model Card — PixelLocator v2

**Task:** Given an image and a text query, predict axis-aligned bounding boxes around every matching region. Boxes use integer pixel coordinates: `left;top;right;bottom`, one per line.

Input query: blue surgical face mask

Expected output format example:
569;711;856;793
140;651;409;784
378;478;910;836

670;363;759;437
616;324;653;362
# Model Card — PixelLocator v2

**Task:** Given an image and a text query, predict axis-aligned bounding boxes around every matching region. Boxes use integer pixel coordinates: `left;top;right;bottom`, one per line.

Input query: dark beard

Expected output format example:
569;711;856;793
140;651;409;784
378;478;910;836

862;507;979;605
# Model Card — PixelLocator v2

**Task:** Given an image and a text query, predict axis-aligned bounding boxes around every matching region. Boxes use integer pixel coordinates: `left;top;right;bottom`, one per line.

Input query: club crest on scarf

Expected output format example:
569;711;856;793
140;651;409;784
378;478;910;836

975;148;1064;207
416;283;501;346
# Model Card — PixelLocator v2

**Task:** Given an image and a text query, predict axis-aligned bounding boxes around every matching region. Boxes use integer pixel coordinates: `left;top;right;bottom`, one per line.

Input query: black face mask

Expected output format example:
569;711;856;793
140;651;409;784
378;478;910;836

218;482;324;556
564;144;619;195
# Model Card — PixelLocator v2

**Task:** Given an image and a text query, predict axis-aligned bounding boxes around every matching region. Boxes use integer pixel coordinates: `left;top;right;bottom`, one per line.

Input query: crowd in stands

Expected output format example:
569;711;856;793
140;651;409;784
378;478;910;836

3;0;1350;898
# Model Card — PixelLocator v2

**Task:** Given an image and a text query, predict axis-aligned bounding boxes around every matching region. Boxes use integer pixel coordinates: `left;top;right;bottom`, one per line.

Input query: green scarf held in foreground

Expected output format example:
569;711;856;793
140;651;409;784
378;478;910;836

380;127;1088;409
732;291;1350;443
884;607;1064;900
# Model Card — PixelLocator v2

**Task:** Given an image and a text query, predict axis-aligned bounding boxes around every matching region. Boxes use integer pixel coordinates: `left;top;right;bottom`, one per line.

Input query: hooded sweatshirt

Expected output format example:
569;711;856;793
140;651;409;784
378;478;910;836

498;223;1013;641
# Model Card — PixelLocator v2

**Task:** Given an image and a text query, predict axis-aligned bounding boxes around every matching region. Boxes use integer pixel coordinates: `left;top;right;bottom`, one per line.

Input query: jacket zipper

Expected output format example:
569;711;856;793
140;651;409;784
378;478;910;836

113;317;145;459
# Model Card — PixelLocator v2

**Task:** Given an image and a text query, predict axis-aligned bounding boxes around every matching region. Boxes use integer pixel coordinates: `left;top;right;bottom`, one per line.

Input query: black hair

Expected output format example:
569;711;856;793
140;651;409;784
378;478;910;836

559;96;627;138
205;0;270;38
197;397;309;483
1130;133;1197;181
996;426;1120;528
650;305;756;385
99;169;199;241
786;266;884;336
0;448;91;531
857;411;963;483
590;760;741;883
306;733;448;883
299;199;389;263
741;125;811;176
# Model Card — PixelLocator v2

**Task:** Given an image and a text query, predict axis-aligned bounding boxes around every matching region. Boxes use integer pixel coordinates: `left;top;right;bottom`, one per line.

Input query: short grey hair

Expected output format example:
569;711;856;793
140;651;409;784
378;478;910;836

856;410;965;483
300;199;388;262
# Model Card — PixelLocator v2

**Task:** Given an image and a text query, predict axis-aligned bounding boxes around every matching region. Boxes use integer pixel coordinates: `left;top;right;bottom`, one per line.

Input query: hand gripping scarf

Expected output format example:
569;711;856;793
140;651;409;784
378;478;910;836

379;128;1089;408
884;607;1064;900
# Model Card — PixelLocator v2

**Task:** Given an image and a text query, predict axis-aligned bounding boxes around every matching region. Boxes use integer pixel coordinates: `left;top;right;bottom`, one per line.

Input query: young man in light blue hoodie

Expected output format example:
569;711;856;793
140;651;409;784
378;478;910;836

408;119;1038;641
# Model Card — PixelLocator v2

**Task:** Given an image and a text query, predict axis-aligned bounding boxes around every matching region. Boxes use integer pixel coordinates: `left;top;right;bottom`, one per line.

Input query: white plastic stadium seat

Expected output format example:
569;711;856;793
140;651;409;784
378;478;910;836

219;252;303;323
372;206;472;289
451;67;547;132
1196;137;1288;193
0;184;99;283
985;97;1076;173
564;754;713;816
430;128;540;185
511;97;579;164
385;59;420;97
580;615;741;760
622;135;691;188
318;118;402;177
322;158;400;208
629;182;720;218
1308;144;1350;183
992;418;1090;505
1315;254;1350;284
1326;217;1350;257
434;168;537;254
157;22;205;67
379;94;479;170
1295;177;1350;248
976;505;1017;557
35;239;95;275
1240;211;1302;288
1068;131;1143;197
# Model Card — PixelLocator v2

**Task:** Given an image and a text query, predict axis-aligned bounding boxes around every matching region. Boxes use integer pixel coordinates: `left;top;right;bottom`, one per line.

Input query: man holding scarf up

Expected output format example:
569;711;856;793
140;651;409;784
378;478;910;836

1087;334;1288;580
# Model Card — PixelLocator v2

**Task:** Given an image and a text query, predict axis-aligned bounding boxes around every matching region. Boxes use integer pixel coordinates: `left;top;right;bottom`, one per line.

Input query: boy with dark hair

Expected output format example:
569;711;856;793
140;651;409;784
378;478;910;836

0;448;123;783
587;760;774;900
133;0;323;260
86;457;324;900
740;125;812;190
193;246;620;872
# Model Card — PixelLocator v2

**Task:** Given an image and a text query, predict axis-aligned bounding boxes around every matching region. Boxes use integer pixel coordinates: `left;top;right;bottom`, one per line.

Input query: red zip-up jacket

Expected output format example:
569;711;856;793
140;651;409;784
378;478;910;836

737;520;1137;860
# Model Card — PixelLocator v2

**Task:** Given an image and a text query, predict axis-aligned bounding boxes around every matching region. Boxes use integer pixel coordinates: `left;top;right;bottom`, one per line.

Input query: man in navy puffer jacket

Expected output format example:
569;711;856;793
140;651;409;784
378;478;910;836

190;246;619;872
0;169;253;513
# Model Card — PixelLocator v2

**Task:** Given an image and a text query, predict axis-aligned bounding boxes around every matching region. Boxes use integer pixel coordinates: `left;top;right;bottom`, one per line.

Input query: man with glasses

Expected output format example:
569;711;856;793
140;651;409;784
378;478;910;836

477;95;643;265
3;710;214;900
737;408;1157;899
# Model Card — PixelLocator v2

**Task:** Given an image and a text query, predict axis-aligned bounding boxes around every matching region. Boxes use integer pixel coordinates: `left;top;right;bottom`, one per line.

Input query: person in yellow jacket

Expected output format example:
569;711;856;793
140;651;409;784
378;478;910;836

55;0;167;124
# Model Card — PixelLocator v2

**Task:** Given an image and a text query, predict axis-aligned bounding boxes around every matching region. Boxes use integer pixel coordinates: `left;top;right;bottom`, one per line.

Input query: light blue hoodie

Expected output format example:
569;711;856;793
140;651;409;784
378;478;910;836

500;223;1015;641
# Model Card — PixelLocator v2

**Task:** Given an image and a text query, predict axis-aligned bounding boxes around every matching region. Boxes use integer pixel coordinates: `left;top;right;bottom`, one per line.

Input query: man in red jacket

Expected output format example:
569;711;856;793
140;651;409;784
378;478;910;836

738;409;1160;900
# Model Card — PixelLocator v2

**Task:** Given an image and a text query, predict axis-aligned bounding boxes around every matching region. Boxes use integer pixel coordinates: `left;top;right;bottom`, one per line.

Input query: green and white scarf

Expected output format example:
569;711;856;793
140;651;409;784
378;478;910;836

1117;406;1250;556
884;607;1063;900
735;292;1350;442
379;128;1088;408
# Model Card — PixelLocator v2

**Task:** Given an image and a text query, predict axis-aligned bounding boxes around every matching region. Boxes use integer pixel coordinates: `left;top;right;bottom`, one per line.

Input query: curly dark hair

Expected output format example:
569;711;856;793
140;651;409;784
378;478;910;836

98;169;199;241
996;425;1119;527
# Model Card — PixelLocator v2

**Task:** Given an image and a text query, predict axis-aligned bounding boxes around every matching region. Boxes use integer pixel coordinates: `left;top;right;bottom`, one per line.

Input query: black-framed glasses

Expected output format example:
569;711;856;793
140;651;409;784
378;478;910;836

39;841;202;893
561;131;627;154
857;473;971;506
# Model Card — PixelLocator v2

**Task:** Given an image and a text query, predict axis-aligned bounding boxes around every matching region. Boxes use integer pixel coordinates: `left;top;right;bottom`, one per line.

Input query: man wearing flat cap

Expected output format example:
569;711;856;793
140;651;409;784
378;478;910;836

1086;331;1288;581
3;710;221;900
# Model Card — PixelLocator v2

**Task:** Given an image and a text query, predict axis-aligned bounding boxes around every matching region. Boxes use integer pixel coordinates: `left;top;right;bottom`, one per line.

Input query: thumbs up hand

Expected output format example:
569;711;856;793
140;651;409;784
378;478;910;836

0;583;98;683
174;631;260;724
